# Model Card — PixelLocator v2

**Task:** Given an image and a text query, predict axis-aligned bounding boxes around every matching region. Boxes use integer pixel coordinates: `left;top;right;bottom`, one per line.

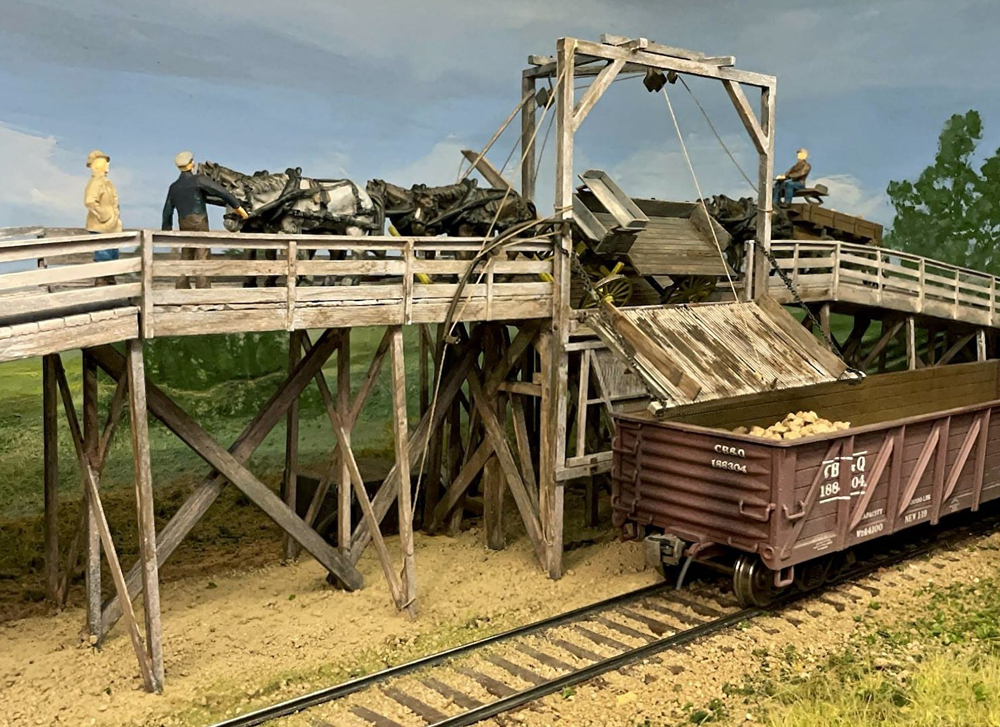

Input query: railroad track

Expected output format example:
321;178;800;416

214;511;1000;727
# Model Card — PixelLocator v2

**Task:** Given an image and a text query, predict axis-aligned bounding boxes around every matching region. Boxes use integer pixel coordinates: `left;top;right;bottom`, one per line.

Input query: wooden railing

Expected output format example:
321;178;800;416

0;230;555;359
769;240;1000;326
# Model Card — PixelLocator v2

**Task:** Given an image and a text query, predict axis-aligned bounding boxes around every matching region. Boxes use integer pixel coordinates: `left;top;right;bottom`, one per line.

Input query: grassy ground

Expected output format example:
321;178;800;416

732;576;1000;726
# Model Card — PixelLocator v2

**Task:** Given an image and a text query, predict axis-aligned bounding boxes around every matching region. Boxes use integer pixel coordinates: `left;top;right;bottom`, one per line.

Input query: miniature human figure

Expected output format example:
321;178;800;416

162;151;249;289
773;148;811;207
84;149;121;285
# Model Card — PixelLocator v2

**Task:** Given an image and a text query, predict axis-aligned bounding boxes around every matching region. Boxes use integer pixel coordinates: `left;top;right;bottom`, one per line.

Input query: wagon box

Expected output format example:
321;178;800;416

610;361;1000;599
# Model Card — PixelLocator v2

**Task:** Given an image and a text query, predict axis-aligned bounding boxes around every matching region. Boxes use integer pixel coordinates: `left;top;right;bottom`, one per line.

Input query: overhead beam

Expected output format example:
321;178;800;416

526;37;775;88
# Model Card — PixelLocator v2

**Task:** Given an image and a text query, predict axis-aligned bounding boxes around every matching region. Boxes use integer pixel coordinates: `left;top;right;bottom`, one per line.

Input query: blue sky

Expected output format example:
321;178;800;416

1;0;998;231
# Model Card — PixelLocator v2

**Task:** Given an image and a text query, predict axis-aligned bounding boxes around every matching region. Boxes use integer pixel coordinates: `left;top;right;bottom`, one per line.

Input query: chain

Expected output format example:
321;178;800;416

760;245;865;382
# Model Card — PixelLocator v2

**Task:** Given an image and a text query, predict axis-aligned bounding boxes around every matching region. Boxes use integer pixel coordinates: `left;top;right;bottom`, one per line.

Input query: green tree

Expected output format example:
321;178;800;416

886;110;1000;275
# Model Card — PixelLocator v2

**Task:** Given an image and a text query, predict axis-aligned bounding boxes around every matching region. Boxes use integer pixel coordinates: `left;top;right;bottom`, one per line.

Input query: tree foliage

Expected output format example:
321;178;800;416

886;110;1000;275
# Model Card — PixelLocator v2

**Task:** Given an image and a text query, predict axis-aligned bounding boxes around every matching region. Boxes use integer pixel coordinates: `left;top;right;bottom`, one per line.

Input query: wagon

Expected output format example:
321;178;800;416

611;361;1000;605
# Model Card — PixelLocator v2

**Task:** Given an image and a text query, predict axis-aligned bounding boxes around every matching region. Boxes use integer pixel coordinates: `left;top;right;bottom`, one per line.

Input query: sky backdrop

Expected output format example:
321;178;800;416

1;0;999;231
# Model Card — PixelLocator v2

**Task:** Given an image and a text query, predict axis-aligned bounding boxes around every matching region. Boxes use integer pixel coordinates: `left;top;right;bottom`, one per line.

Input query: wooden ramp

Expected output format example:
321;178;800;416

584;296;850;411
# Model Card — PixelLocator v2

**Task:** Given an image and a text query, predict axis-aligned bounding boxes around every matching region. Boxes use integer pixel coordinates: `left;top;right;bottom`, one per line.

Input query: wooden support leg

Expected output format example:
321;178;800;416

445;398;466;536
82;351;102;637
483;328;506;551
979;330;988;362
43;354;60;603
283;331;301;561
907;317;917;370
126;339;164;692
390;327;417;615
584;476;599;528
338;329;352;555
537;327;564;579
55;357;157;692
93;331;357;633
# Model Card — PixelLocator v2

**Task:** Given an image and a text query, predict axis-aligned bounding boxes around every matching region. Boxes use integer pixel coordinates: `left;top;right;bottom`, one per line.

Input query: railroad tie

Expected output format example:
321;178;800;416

616;606;675;636
455;666;517;698
512;643;576;673
852;583;880;596
381;686;449;724
640;599;711;626
483;654;548;686
661;593;727;619
420;677;483;710
816;595;847;612
548;637;603;664
573;625;631;652
594;615;656;643
349;705;408;727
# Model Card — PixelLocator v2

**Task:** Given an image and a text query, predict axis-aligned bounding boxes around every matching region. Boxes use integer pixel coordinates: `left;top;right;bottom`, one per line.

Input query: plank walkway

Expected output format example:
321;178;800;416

0;230;555;363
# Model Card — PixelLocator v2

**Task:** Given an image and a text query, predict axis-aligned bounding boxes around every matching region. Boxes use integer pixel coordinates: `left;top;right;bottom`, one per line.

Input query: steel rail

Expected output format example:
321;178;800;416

216;509;1000;727
211;581;672;727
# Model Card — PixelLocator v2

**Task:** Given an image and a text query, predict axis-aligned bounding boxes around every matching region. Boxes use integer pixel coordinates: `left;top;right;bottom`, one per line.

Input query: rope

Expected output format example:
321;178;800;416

410;66;567;524
661;87;739;303
677;77;758;193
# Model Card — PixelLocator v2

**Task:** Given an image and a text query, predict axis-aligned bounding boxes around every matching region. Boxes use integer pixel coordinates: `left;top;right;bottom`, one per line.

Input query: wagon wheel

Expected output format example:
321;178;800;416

661;275;718;304
732;554;781;607
580;273;633;308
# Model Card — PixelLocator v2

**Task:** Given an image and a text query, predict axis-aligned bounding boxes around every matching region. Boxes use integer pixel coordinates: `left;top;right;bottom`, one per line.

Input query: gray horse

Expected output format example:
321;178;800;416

198;161;379;286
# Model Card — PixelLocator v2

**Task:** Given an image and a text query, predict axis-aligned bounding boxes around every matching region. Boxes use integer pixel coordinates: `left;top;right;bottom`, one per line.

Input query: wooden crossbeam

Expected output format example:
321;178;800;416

935;333;976;367
861;319;904;370
572;59;625;132
53;357;157;692
95;330;350;632
467;371;546;565
349;321;541;564
427;442;493;533
723;80;767;154
460;150;512;192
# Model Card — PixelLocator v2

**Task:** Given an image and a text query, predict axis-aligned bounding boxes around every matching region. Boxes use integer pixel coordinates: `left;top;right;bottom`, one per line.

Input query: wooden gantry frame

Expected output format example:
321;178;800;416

510;36;777;528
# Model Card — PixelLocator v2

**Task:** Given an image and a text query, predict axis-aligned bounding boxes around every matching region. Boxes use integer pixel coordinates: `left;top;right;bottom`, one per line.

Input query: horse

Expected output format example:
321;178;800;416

198;161;380;286
365;178;536;238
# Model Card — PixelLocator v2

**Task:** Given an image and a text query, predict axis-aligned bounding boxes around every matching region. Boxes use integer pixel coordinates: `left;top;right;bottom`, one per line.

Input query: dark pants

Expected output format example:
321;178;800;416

774;180;805;205
176;214;210;289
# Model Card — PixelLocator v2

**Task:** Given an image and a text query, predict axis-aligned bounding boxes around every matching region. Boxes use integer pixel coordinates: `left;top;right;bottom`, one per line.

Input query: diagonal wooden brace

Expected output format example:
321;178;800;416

93;330;350;632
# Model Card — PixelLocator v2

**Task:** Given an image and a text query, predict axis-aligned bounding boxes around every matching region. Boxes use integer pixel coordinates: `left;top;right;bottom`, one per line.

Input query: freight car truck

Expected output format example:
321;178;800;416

611;361;1000;605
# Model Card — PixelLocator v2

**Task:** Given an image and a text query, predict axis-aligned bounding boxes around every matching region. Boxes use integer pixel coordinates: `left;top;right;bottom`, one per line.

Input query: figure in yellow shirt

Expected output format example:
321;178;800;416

83;149;121;285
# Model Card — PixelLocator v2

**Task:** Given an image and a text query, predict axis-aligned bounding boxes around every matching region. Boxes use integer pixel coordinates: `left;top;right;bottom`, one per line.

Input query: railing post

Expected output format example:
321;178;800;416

286;238;297;331
918;258;926;314
791;242;800;288
140;230;154;339
991;276;997;326
831;242;840;301
954;268;961;320
402;239;414;326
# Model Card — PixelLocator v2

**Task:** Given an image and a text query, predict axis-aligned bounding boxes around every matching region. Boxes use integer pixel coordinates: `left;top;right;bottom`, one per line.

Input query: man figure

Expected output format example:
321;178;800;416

162;151;249;289
84;149;121;285
773;148;811;207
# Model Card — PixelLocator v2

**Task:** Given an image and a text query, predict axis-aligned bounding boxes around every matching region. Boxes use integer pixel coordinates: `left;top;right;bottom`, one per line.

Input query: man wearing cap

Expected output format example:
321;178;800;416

162;151;249;289
84;149;122;285
773;148;812;207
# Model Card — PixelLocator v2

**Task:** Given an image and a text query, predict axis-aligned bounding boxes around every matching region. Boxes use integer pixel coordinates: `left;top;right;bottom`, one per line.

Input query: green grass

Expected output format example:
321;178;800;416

755;578;1000;727
0;327;426;520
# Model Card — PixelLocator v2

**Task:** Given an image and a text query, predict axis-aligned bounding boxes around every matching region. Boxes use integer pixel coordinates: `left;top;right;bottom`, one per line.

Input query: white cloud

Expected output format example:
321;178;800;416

374;137;470;187
609;132;759;203
813;174;893;225
0;123;85;223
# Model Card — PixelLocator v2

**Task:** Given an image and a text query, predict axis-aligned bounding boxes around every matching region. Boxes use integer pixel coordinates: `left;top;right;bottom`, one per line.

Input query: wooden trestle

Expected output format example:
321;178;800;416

5;34;999;693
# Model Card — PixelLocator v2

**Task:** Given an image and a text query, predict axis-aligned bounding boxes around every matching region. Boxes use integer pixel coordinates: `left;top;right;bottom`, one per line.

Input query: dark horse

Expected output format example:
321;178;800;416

365;178;536;238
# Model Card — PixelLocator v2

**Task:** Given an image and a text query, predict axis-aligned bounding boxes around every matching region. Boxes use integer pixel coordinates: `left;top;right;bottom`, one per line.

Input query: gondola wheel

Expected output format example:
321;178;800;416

661;275;718;304
580;273;633;308
733;554;780;607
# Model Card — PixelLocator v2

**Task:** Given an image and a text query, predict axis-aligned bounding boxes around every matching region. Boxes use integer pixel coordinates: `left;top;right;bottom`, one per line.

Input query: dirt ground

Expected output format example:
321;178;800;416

0;514;656;727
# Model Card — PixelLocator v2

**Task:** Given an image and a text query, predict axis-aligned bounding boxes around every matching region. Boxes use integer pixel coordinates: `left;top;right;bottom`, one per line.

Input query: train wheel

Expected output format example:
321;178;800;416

733;554;779;607
661;275;718;304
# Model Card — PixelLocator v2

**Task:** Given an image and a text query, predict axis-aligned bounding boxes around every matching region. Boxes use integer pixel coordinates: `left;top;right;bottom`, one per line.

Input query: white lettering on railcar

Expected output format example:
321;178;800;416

823;460;840;480
904;508;929;524
711;459;747;474
862;507;884;521
714;444;746;458
813;537;834;552
912;494;931;506
856;522;884;538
